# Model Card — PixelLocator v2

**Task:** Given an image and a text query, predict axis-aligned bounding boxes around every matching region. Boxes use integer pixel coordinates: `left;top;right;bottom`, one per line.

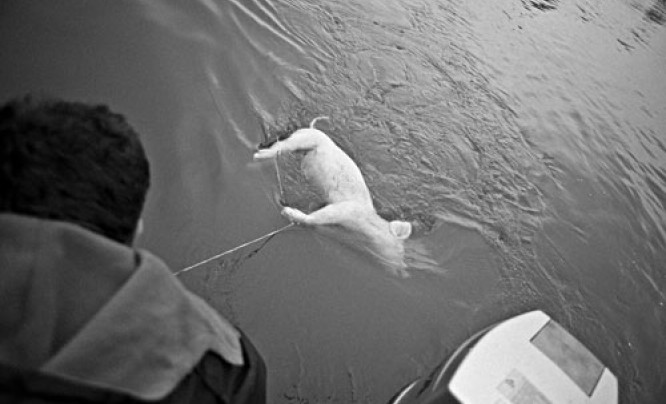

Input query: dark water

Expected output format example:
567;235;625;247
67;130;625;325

1;0;665;403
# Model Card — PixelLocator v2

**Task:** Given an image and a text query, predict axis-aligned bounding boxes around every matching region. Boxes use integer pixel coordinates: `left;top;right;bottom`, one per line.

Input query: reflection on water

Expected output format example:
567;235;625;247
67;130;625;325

1;0;664;402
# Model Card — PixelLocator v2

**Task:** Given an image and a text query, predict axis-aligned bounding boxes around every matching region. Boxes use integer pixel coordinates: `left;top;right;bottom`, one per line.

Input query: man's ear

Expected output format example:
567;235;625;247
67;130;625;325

133;219;144;243
389;220;412;240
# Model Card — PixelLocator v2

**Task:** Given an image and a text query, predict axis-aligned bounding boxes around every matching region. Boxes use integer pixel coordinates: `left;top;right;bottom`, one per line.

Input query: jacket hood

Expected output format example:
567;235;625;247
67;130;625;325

0;214;243;400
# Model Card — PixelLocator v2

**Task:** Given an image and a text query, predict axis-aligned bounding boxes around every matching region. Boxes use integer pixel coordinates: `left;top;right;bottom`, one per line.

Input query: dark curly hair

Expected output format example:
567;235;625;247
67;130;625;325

0;95;150;245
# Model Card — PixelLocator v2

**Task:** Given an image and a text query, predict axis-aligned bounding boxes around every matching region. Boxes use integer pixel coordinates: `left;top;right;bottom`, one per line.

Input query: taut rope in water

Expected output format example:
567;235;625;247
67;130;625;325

174;223;295;277
274;152;285;203
174;102;331;277
173;88;298;277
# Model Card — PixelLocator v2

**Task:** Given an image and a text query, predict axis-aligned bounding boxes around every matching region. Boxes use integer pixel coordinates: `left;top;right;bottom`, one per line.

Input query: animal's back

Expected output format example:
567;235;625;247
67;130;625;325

301;142;373;207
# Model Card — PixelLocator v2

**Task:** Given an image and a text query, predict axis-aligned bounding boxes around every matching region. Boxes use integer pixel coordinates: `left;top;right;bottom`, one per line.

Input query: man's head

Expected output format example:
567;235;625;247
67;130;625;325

0;95;150;245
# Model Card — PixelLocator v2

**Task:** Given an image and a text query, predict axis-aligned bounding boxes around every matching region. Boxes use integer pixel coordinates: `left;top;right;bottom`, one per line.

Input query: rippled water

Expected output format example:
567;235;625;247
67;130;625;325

1;0;664;402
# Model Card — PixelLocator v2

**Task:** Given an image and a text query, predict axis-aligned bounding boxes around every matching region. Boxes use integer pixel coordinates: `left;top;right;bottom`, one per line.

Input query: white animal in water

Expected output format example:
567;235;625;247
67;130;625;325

253;118;413;276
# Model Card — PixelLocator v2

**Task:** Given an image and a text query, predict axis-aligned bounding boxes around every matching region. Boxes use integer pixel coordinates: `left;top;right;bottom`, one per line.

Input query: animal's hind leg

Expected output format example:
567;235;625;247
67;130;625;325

282;203;352;226
253;146;280;160
254;131;315;161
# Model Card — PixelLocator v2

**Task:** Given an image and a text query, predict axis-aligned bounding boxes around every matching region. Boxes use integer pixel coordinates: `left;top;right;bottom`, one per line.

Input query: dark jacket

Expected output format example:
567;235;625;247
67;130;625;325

0;214;266;403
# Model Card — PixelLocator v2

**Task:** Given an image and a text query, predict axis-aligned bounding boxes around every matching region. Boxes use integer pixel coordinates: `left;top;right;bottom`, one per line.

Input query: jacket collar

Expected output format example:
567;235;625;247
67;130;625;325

0;214;243;400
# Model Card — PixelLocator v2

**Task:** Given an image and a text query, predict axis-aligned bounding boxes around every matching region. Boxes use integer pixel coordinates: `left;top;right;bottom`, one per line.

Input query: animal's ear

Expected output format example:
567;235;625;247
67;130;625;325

389;220;412;240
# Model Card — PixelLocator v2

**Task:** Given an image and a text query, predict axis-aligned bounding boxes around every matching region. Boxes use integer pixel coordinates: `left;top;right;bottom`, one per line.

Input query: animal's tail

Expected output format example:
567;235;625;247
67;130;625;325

310;116;330;130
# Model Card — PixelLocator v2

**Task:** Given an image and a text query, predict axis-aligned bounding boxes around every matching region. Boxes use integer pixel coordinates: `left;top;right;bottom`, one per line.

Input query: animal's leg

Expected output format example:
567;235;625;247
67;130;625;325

254;129;323;161
253;146;280;160
254;137;299;160
282;203;352;226
281;207;311;224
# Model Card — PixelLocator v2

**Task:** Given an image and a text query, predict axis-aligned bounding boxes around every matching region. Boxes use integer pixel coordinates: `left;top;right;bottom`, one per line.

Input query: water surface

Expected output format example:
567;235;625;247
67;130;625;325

0;0;664;402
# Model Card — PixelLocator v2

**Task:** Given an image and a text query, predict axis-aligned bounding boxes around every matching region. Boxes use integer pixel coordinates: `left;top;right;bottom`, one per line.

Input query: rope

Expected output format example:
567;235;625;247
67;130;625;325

274;151;285;203
174;222;295;277
173;92;307;277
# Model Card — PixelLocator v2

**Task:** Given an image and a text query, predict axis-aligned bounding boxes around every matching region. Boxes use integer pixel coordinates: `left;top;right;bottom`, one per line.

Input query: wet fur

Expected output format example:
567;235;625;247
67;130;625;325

254;119;412;276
